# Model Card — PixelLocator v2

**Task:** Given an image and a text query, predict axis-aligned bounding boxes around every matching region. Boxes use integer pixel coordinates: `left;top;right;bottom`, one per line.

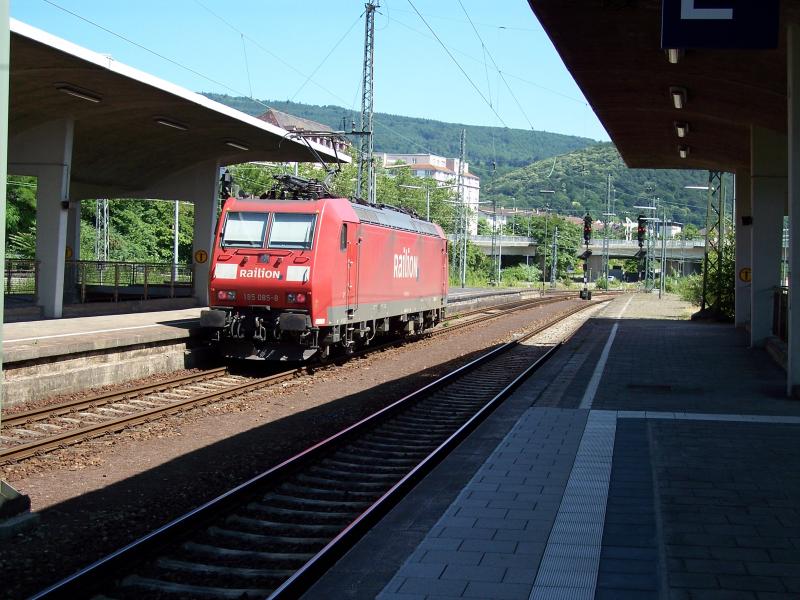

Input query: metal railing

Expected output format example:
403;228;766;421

66;260;194;302
450;235;537;245
4;259;39;298
4;259;194;303
599;238;706;248
773;286;788;342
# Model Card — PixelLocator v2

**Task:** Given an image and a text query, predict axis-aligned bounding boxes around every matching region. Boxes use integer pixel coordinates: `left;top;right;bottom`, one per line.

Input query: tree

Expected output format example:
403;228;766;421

6;176;37;258
677;222;700;240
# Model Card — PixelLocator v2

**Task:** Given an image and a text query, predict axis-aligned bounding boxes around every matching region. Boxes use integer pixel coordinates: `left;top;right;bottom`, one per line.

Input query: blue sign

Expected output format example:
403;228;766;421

661;0;779;49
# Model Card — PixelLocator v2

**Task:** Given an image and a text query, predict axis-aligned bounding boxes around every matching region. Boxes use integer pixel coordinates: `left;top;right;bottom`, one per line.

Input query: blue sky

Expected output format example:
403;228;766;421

11;0;609;142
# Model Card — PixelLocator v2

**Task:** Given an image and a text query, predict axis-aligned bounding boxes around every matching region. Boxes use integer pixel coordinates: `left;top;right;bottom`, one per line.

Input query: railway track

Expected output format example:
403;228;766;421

31;298;607;600
0;293;585;465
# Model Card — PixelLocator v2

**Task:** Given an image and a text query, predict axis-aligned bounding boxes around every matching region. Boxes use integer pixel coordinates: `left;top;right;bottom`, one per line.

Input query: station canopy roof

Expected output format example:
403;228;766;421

528;1;800;173
9;19;348;199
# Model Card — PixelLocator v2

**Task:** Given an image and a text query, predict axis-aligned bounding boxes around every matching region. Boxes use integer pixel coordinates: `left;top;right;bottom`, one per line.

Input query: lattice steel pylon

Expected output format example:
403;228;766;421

644;219;657;291
355;0;379;205
95;198;109;262
601;173;612;282
458;129;467;288
701;171;726;315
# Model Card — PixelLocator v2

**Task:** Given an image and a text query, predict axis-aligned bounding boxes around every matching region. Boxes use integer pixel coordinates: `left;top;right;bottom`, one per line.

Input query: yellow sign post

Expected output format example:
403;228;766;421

194;249;208;264
739;267;752;283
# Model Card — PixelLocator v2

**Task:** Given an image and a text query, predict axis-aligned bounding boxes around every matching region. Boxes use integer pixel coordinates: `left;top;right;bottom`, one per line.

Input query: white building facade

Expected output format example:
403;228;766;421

380;153;481;234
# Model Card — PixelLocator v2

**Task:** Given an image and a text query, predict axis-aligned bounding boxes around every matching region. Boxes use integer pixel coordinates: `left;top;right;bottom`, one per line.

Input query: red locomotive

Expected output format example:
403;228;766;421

200;176;449;361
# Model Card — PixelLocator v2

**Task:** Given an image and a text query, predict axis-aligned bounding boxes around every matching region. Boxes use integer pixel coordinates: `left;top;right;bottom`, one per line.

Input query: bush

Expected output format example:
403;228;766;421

594;277;609;290
501;264;541;287
667;274;702;305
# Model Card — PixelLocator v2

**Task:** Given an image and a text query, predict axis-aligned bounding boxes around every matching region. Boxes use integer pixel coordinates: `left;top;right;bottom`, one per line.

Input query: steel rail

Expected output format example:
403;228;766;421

1;295;586;465
30;298;609;600
2;367;229;427
0;369;302;464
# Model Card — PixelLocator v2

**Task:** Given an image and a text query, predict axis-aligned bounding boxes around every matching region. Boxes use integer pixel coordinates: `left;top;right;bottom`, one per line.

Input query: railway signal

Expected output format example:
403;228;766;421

583;214;592;244
220;169;233;199
637;214;647;247
581;215;592;300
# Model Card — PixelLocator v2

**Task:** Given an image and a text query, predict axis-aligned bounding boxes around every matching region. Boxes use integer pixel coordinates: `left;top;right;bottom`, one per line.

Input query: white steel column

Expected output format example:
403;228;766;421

787;25;800;395
750;127;786;348
735;169;752;328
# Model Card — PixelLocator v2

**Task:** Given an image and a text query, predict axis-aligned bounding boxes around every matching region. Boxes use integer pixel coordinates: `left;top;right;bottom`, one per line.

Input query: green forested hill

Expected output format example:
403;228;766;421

483;143;710;226
203;93;597;178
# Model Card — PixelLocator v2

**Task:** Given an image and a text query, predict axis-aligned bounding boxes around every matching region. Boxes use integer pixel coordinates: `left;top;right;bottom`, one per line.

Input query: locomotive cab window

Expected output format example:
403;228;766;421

268;213;317;250
221;212;269;248
340;223;347;251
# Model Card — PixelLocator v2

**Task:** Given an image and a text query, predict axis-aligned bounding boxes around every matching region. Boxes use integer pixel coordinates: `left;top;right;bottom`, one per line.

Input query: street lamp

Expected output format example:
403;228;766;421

399;182;458;221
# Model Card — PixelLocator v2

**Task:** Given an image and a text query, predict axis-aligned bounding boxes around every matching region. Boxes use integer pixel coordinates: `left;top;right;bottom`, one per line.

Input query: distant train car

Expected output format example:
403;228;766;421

200;176;449;361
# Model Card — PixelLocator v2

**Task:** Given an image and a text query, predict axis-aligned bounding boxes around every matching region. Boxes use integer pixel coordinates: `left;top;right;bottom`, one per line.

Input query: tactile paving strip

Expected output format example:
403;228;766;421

529;410;616;600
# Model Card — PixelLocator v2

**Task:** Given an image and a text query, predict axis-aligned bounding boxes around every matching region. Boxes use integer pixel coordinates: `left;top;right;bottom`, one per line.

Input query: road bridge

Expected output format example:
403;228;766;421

455;235;705;261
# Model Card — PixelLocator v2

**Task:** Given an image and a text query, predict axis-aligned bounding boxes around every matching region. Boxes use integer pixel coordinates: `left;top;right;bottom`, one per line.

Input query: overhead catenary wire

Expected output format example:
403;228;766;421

290;12;363;101
405;0;508;127
43;0;443;160
240;33;253;98
193;0;440;157
386;13;588;106
42;0;260;104
456;0;535;131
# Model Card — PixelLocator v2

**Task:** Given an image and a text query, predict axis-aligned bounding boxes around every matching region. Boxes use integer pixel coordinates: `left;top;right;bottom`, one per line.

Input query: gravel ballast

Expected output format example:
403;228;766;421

0;298;603;599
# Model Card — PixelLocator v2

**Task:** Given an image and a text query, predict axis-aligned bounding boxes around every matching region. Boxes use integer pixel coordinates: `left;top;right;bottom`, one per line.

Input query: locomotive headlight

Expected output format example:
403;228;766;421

218;290;236;300
287;293;296;303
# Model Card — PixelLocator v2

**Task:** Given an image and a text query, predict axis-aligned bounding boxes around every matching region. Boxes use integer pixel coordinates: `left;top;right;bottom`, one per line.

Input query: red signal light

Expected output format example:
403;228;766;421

296;293;306;303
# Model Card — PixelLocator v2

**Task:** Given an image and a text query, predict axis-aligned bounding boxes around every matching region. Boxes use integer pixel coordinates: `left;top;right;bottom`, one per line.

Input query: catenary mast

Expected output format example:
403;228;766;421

355;1;379;205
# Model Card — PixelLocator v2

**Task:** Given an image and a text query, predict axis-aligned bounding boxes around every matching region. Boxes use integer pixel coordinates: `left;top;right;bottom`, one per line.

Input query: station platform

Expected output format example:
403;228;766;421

0;288;538;405
307;294;800;600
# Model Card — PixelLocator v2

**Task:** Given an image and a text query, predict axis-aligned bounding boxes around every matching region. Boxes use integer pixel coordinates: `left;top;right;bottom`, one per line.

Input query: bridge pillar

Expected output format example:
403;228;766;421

750;127;786;348
735;170;752;329
8;119;75;319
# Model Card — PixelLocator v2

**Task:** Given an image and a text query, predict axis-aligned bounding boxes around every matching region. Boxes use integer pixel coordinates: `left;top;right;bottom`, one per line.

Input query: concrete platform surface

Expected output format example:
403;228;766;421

2;308;203;364
307;294;800;600
0;287;537;365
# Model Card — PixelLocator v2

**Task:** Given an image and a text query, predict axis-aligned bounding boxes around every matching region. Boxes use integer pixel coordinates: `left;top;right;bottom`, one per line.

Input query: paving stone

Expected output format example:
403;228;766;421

419;550;483;566
463;580;533;599
668;572;719;589
683;559;747;575
397;577;468;596
440;563;505;583
717;575;786;592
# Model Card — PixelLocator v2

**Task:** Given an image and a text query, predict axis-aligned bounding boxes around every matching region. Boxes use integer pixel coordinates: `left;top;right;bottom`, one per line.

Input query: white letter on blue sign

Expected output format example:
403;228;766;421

681;0;733;20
